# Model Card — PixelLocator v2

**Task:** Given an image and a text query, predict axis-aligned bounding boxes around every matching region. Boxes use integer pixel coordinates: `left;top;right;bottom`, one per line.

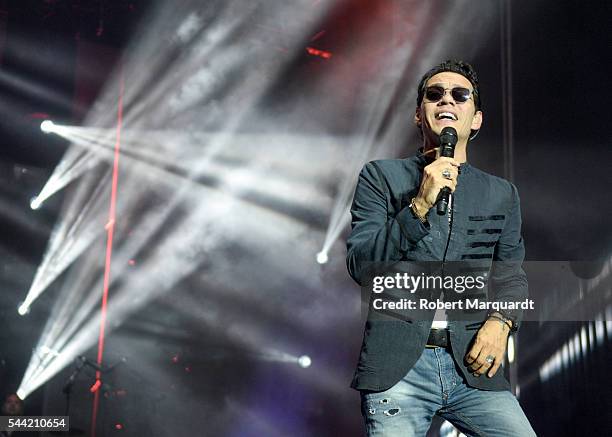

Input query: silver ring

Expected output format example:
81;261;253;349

442;169;452;180
485;355;495;364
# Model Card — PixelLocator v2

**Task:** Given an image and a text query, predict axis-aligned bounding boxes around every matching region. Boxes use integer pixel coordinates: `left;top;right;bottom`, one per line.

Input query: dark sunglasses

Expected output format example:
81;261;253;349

424;86;473;103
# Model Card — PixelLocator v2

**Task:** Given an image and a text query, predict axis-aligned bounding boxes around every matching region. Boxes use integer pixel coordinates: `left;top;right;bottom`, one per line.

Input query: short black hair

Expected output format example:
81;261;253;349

416;59;482;110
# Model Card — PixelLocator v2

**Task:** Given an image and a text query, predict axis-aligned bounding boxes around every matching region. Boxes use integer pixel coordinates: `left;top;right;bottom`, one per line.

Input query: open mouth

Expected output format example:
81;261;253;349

436;112;457;121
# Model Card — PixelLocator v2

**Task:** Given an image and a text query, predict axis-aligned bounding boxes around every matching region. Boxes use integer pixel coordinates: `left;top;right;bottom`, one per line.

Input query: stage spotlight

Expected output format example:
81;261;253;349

316;251;328;265
30;196;42;210
40;120;55;134
18;303;30;316
297;355;311;368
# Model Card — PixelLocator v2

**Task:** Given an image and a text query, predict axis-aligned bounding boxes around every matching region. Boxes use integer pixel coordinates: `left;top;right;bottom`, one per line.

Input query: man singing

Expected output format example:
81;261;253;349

347;60;536;436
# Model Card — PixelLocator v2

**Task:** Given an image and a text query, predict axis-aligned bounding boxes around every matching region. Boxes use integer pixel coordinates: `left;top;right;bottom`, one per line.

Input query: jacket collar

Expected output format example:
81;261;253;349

415;147;471;174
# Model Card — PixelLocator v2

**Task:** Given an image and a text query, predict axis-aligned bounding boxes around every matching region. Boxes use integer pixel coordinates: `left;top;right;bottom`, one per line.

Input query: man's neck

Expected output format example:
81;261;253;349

423;141;468;163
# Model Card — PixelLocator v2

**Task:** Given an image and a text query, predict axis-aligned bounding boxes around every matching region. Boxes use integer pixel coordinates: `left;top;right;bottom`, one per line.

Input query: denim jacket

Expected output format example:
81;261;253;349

346;151;528;392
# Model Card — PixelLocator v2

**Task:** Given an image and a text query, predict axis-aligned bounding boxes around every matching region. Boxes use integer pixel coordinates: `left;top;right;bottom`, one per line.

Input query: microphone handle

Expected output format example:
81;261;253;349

436;187;451;215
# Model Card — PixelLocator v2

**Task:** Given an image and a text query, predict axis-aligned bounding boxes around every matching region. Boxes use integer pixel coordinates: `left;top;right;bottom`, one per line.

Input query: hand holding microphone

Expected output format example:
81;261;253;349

412;127;459;220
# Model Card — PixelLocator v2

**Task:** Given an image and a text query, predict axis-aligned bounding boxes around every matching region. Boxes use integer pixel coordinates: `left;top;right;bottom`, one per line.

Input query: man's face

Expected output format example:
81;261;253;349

2;394;24;416
415;71;483;146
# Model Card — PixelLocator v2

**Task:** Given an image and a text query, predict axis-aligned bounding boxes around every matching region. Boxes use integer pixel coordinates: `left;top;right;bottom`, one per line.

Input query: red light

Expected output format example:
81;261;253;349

128;259;136;266
28;112;51;120
172;355;179;363
90;379;102;393
91;73;125;437
115;423;123;430
306;47;332;59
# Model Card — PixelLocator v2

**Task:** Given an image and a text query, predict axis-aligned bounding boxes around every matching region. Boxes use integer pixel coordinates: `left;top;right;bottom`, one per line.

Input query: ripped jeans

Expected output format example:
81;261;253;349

361;348;536;436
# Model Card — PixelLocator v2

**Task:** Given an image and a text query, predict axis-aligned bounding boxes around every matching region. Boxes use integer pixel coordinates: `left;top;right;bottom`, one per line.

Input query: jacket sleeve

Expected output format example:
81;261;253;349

490;183;528;332
346;162;430;285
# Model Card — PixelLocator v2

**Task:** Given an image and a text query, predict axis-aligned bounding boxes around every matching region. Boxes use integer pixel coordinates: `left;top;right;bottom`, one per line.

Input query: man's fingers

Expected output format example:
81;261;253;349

465;343;482;364
470;363;485;376
468;345;504;377
441;181;457;192
434;177;457;193
488;361;502;378
423;160;460;177
468;357;487;373
435;157;460;167
470;354;495;376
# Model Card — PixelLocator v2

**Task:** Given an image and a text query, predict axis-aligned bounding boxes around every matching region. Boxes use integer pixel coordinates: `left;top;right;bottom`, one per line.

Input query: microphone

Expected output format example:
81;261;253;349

436;127;458;215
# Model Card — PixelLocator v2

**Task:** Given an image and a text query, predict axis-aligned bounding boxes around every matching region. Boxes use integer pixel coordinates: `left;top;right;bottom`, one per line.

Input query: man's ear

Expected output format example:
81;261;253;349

414;107;422;127
471;110;483;130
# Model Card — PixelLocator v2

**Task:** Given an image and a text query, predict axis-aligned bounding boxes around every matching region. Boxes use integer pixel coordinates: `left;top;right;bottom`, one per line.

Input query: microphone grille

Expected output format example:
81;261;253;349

439;127;458;146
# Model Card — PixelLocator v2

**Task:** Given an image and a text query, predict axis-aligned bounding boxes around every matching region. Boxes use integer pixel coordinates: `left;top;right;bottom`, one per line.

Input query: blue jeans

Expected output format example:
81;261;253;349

361;348;536;436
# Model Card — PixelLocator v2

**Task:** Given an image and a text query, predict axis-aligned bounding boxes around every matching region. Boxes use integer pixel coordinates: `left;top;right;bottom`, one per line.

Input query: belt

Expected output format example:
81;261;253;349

425;329;450;348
